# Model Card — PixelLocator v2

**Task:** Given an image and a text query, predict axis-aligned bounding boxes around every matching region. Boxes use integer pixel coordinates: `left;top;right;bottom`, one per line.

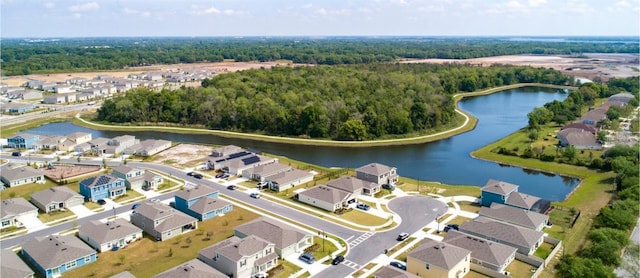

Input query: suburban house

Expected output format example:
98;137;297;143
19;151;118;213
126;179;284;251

78;218;143;252
355;162;398;185
21;235;97;278
479;203;549;231
7;133;40;149
88;137;111;154
130;201;198;241
1;165;45;187
104;135;139;155
407;239;471;278
264;169;315;192
126;139;172;156
36;136;72;151
174;186;233;221
459;217;545;255
198;235;278;278
206;145;246;170
79;174;127;202
1;102;35;114
374;265;420;278
1;249;35;278
154;259;227;278
326;175;381;197
557;128;602;150
221;154;278;176
560;123;597;134
242;162;291;181
480;179;551;213
112;165;164;191
30;186;84;213
1;197;38;229
443;230;517;273
581;108;607;126
66;132;92;145
295;186;354;212
234;216;314;258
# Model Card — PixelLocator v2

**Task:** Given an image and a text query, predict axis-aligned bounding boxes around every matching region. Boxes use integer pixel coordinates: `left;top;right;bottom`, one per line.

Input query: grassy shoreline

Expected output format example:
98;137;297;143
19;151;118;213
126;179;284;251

68;83;574;147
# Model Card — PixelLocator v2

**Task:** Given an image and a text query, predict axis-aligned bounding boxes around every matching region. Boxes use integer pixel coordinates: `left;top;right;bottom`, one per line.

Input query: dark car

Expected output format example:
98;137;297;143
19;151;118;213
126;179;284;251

331;255;345;265
396;232;409;241
356;203;371;211
390;261;407;271
444;224;459;232
299;253;315;264
11;152;21;157
227;185;236;190
193;173;204;179
97;199;106;205
131;204;140;210
186;172;194;176
382;184;395;191
215;173;225;178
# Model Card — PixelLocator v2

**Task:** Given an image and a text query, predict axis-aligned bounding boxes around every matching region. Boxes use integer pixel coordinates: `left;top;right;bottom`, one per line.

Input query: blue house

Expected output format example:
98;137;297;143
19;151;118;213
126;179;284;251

7;133;40;149
480;179;519;207
79;174;126;202
22;235;97;278
174;186;233;221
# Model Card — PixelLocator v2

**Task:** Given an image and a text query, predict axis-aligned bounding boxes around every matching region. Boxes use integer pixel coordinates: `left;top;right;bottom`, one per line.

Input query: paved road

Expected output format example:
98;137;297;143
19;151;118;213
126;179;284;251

1;156;448;278
0;103;96;126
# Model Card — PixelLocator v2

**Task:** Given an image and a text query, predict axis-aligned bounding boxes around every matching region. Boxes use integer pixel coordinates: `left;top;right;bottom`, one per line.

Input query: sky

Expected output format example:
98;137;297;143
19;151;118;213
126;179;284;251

1;0;639;38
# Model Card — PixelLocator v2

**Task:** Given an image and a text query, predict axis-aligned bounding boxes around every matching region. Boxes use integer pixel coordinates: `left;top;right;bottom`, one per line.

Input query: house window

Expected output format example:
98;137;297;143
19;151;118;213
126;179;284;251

66;261;77;269
501;195;505;200
425;263;430;270
266;248;271;255
240;259;247;267
85;256;91;263
1;220;10;227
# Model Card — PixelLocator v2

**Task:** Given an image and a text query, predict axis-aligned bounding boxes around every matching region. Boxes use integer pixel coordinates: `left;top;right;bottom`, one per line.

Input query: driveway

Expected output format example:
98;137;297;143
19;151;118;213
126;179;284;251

17;214;47;232
284;252;328;276
68;204;95;218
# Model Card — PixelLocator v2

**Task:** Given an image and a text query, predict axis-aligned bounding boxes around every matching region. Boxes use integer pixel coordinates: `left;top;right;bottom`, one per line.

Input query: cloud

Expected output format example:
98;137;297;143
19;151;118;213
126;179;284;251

528;0;547;7
43;2;54;9
193;6;245;16
68;2;99;12
123;7;151;17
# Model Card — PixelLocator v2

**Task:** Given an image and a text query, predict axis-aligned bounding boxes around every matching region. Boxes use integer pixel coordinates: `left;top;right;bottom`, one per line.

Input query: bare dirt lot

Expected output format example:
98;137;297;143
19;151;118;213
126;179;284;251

402;53;640;81
148;143;213;169
40;164;102;182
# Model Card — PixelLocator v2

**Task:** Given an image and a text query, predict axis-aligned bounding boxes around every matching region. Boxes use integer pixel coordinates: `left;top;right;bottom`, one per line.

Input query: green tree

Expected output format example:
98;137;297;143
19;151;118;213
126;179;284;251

562;145;577;161
337;119;368;141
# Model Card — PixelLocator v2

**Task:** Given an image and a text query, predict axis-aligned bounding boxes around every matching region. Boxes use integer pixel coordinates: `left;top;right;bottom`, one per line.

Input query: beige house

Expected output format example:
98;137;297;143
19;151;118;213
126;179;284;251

1;165;44;187
112;165;163;191
443;230;517;273
326;175;381;196
407;239;471;278
154;259;227;278
234;217;314;258
78;218;143;252
1;198;38;229
355;163;398;185
130;201;197;241
265;168;314;192
30;186;84;213
295;186;354;212
199;235;278;278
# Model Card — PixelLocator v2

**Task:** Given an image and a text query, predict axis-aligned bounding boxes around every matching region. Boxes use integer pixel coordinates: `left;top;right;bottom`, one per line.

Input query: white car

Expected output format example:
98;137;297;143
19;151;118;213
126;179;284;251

249;192;260;199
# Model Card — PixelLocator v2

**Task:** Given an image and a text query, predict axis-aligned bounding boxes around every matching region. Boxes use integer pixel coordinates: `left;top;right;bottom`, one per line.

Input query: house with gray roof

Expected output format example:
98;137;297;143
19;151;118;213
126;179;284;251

374;265;419;278
88;137;111;154
112;165;163;191
78;218;143;252
560;123;597;134
207;145;246;170
30;186;84;213
66;132;92;145
479;203;549;231
222;154;278;176
1;197;38;229
199;235;278;278
1;249;34;278
242;162;291;182
234;216;313;258
480;179;519;207
130;201;198;241
110;271;136;278
154;258;227;278
407;239;471;278
174;186;233;221
504;191;551;213
355;162;398;185
1;165;44;187
264;168;314;192
21;235;97;278
581;108;607;126
104;135;139;155
1;102;35;114
127;139;172;156
557;128;602;150
327;175;381;196
295;185;354;212
443;230;517;272
459;217;545;255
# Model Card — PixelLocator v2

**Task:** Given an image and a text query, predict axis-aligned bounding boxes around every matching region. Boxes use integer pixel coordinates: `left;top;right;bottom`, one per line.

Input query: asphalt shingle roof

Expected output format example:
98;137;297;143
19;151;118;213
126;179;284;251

235;216;309;250
482;179;519;195
356;163;394;176
326;176;379;193
199;235;272;262
79;218;142;245
1;249;34;278
298;186;351;204
1;197;37;219
479;203;548;230
459;217;544;249
153;258;227;278
1;165;43;182
408;239;471;271
22;235;95;269
443;230;516;268
175;186;217;201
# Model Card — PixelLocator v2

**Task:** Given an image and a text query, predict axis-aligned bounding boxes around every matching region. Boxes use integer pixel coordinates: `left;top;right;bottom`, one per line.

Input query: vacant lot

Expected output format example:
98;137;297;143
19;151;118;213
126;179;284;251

148;143;212;168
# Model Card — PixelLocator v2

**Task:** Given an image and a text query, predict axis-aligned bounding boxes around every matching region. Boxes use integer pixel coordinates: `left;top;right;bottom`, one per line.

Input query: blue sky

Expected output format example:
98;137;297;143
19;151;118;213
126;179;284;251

2;0;639;37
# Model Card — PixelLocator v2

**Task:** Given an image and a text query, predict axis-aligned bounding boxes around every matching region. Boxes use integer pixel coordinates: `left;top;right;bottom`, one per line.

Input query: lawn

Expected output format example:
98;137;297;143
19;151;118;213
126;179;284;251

0;179;59;200
113;190;144;204
534;242;555;260
305;236;340;261
269;260;302;278
337;209;388;226
63;207;261;278
84;201;105;212
38;209;76;224
398;177;481;197
458;201;481;213
506;259;538;278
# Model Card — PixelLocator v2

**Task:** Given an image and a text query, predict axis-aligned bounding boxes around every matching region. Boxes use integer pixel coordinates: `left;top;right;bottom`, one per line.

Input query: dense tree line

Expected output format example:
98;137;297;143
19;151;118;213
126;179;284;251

2;37;638;75
96;63;570;140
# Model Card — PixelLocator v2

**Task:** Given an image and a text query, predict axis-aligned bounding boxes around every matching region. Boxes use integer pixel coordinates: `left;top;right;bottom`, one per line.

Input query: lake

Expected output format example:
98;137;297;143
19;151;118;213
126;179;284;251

25;87;579;200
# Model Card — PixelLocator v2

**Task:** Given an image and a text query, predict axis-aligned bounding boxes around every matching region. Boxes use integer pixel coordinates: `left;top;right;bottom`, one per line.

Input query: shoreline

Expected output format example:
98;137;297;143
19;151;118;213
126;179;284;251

72;83;575;148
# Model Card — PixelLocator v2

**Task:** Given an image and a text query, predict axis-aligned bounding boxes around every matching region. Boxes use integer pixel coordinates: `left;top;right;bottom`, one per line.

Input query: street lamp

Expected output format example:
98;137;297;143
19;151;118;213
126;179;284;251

436;214;441;234
318;231;328;252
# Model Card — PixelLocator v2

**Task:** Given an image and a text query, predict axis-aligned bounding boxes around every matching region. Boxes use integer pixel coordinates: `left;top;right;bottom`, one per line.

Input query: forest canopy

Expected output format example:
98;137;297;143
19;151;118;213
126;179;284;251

2;36;638;75
96;63;572;140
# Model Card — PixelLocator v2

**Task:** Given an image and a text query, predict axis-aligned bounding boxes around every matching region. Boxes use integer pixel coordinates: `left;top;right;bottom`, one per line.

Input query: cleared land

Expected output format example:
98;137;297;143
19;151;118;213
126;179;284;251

147;143;212;168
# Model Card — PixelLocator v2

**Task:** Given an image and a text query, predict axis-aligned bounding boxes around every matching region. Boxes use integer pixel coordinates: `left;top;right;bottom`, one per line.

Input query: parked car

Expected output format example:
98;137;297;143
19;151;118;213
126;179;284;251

11;152;21;157
193;173;204;179
444;224;459;232
221;173;230;179
186;172;194;176
356;203;371;211
396;232;409;241
331;255;345;265
256;182;269;189
131;204;140;210
97;199;106;205
390;261;407;271
299;253;315;264
253;272;268;278
249;192;260;199
382;184;395;191
227;185;236;190
215;173;225;178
